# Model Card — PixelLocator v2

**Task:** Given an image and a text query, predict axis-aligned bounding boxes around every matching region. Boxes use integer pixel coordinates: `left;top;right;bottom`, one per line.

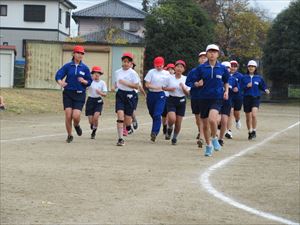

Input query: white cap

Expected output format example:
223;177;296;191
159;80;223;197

198;51;207;57
247;60;258;67
222;61;231;68
206;44;220;52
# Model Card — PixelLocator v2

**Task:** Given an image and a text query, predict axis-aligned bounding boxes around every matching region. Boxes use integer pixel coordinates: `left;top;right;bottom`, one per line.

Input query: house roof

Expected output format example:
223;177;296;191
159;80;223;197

72;0;147;22
61;0;77;9
0;45;17;55
80;29;144;44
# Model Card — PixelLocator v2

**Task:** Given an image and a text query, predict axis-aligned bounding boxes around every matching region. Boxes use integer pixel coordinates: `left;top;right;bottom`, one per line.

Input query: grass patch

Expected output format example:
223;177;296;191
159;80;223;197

288;87;300;98
0;88;119;115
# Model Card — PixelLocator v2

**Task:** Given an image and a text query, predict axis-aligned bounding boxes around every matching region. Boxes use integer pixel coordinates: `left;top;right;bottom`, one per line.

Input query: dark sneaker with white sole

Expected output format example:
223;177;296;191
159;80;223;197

66;135;73;143
74;125;82;136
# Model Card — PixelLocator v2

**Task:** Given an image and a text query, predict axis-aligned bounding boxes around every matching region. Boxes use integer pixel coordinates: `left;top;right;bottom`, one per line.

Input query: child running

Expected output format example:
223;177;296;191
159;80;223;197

218;61;239;146
114;52;140;146
162;63;175;135
186;44;229;157
85;66;107;139
164;60;190;145
230;60;244;130
241;60;270;140
55;45;92;143
144;56;171;142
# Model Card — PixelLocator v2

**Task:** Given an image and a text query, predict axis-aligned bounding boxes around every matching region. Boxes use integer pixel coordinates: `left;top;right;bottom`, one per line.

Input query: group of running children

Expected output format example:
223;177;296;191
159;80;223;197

55;44;270;157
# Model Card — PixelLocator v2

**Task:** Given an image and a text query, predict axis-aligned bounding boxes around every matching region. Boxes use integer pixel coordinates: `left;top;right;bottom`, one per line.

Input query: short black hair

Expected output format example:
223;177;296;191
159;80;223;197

121;56;133;62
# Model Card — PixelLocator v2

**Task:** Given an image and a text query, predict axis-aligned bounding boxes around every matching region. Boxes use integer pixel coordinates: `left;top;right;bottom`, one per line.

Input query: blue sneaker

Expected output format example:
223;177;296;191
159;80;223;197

204;145;213;157
212;138;221;151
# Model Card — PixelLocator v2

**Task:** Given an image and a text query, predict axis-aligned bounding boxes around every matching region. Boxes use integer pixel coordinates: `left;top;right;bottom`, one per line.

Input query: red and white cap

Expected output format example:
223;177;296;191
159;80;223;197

91;66;103;74
73;45;85;54
154;56;165;67
122;52;134;60
175;60;186;67
165;63;175;70
247;60;258;67
221;61;231;68
230;60;239;66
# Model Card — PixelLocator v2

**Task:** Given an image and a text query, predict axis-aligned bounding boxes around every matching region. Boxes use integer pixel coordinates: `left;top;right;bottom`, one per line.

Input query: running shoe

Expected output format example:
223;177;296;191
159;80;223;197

66;135;73;143
251;130;256;139
212;137;222;151
196;133;200;140
116;138;125;146
204;145;213;157
132;119;138;130
165;128;172;140
218;139;224;146
74;125;82;136
150;133;157;142
236;120;242;130
171;138;177;145
91;129;96;139
197;138;204;148
127;127;134;135
248;132;253;140
225;130;233;139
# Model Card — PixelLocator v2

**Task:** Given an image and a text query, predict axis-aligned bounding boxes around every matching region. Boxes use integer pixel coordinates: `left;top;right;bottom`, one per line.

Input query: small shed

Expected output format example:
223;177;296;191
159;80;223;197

0;45;16;88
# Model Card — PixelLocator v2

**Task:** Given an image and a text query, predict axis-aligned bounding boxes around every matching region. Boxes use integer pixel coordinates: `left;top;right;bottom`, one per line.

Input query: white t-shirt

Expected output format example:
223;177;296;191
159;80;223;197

88;80;108;98
115;68;140;91
144;68;170;92
166;75;190;97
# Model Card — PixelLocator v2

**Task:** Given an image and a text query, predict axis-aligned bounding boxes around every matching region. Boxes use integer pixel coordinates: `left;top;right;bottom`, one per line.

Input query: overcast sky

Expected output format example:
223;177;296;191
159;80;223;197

70;0;293;36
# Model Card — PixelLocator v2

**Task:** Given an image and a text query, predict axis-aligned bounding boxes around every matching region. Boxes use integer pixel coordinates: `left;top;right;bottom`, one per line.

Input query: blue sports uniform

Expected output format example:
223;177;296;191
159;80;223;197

186;61;229;118
241;74;268;113
221;75;239;116
186;68;203;115
231;71;244;111
55;60;92;110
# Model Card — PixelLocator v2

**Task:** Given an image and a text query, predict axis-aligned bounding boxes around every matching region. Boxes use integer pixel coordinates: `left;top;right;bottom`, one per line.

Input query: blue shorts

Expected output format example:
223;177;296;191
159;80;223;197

167;96;186;117
63;90;86;111
199;99;223;119
115;89;135;116
162;96;169;117
191;98;201;115
85;97;103;116
232;98;243;111
243;96;260;113
132;91;138;110
220;99;232;116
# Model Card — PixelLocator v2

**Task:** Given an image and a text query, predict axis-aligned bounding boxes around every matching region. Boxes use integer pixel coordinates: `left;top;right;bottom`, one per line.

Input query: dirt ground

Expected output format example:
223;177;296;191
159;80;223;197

0;103;299;224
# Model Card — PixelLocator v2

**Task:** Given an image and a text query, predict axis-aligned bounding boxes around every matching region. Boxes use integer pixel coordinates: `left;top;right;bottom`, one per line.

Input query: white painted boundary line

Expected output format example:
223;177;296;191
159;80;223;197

200;121;300;225
1;116;195;143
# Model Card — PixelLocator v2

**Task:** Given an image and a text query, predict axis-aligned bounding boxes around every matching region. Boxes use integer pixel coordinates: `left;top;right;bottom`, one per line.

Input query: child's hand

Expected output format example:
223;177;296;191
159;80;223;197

247;82;252;88
59;80;67;88
223;91;229;100
194;79;203;87
265;89;270;95
233;87;238;92
78;77;87;85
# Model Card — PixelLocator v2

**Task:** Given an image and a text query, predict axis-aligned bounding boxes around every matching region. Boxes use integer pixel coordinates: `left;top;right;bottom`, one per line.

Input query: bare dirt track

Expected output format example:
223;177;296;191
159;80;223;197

1;103;299;225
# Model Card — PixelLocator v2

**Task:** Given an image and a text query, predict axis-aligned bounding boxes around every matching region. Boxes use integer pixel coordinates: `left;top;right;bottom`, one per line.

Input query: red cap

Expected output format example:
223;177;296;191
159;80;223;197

91;66;103;74
154;56;165;67
165;63;175;70
122;52;134;60
73;45;85;54
230;60;239;66
175;60;186;67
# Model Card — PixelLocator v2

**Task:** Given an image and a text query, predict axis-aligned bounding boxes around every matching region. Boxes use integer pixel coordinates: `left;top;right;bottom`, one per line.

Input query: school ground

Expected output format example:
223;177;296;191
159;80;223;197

1;102;299;224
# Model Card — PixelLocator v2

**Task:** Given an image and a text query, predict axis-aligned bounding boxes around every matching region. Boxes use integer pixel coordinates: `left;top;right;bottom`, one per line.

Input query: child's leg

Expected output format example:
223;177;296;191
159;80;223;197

234;109;240;122
88;116;93;127
251;107;258;130
166;111;175;139
208;109;219;138
92;112;100;128
245;112;252;131
220;114;228;140
227;108;233;130
117;110;125;139
124;115;133;131
202;118;210;145
65;108;73;135
72;109;82;127
173;115;183;138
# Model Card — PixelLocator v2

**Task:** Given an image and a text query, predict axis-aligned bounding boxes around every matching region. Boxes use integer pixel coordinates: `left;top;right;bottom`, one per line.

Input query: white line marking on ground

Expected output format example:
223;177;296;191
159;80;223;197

1;116;195;143
200;121;300;225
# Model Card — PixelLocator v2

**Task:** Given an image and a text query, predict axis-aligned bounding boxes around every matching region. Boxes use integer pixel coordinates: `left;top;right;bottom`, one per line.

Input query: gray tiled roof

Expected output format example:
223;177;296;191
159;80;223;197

73;0;147;20
80;29;144;44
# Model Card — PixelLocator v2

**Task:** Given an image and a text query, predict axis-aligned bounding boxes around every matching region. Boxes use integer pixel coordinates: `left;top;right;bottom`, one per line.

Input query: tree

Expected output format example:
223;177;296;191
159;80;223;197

144;0;214;72
262;0;300;99
142;0;150;12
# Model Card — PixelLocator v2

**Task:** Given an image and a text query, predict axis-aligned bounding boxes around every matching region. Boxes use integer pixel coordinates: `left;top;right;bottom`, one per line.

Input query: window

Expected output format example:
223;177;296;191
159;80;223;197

123;22;130;30
24;5;45;22
65;11;70;28
59;8;62;24
0;5;7;16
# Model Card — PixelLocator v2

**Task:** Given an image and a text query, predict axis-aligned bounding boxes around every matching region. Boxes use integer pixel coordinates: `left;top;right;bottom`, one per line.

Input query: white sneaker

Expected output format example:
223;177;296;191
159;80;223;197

236;120;242;130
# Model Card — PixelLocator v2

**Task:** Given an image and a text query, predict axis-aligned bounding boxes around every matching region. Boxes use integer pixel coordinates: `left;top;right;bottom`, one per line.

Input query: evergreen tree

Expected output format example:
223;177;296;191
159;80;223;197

144;0;214;73
262;0;300;99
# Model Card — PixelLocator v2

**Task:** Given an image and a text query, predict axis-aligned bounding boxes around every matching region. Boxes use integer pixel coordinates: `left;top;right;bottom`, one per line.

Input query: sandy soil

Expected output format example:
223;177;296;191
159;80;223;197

0;103;299;224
